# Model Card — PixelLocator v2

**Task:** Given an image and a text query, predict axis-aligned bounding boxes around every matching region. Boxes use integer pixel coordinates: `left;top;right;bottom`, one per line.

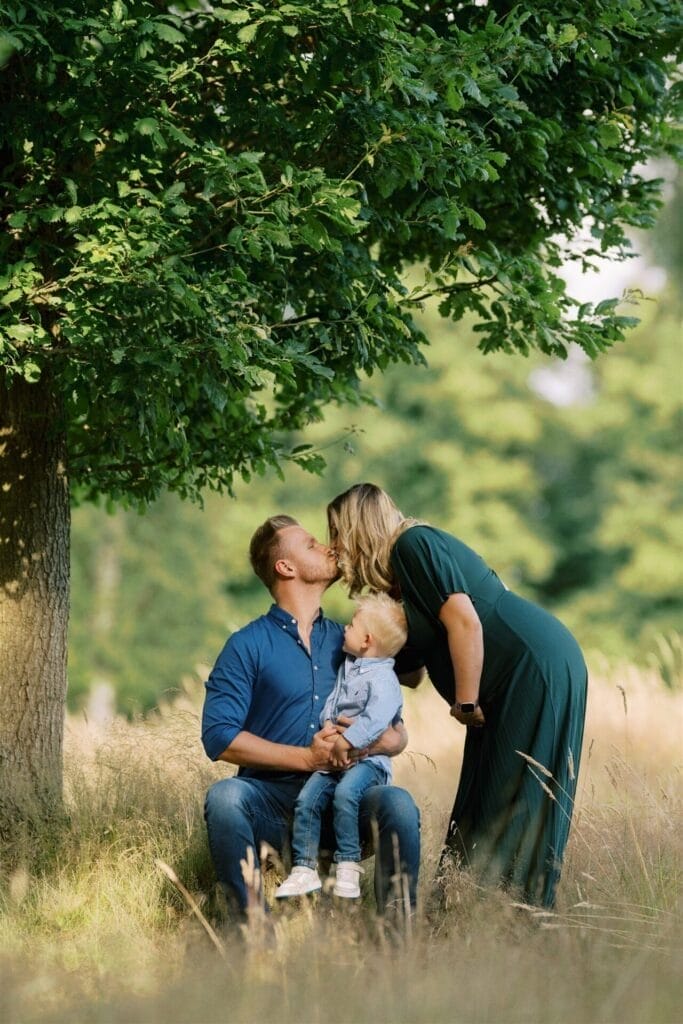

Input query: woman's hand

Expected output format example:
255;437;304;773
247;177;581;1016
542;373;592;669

450;703;485;728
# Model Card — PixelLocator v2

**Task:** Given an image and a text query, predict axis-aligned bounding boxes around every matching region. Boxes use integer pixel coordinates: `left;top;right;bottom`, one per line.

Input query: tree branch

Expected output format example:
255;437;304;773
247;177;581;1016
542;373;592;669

407;276;498;305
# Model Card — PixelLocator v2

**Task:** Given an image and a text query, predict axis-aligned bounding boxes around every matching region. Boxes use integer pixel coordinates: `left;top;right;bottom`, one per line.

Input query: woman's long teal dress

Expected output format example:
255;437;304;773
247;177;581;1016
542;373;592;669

391;525;587;908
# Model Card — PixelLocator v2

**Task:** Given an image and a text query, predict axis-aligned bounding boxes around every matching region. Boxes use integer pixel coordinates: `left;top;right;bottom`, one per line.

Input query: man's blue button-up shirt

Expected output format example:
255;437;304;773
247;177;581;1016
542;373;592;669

201;604;345;779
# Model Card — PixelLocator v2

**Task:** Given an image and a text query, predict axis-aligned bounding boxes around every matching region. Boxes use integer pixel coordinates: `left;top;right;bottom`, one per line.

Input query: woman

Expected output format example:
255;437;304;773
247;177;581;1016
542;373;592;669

327;483;587;908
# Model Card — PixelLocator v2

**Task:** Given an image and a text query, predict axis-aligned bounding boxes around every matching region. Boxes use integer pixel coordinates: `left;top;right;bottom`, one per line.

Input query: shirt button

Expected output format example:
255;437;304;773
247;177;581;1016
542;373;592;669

291;618;296;624
314;665;318;670
310;723;315;729
314;695;319;701
297;640;302;645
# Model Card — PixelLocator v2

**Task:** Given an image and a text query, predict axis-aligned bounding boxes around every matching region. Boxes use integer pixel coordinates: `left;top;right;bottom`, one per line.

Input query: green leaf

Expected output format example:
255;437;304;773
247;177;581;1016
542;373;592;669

595;298;620;315
4;324;34;339
593;36;612;58
443;204;461;239
8;211;27;228
153;22;185;45
38;207;65;223
21;360;41;382
0;32;21;68
463;207;486;231
556;24;578;46
64;206;83;223
214;9;251;24
445;80;464;111
134;117;158;135
237;23;259;43
239;151;265;165
597;122;622;148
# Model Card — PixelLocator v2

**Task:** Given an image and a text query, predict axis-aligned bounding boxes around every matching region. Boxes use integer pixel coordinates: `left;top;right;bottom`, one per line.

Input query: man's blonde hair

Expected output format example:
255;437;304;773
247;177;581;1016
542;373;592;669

327;483;420;596
249;514;300;592
354;593;407;658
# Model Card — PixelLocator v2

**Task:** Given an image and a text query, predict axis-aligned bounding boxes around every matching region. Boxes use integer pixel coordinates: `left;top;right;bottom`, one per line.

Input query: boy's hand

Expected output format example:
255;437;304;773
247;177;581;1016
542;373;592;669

330;734;353;768
307;721;341;771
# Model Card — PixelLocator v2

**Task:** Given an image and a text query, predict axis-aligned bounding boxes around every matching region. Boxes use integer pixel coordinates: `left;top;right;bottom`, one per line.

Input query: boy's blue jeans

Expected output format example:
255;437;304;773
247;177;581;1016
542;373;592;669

205;773;420;916
292;761;388;867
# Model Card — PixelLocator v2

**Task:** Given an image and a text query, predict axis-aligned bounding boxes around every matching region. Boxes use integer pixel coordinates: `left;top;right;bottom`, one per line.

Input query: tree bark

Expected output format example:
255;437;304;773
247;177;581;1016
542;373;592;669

0;372;69;836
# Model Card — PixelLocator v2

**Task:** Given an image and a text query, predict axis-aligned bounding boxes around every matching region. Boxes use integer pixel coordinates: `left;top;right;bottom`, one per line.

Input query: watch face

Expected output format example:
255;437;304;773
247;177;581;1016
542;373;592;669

459;702;476;714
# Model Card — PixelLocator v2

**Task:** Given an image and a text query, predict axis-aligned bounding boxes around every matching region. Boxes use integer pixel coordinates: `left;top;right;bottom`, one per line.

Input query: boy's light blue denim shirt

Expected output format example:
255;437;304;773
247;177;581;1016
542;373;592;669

321;655;403;777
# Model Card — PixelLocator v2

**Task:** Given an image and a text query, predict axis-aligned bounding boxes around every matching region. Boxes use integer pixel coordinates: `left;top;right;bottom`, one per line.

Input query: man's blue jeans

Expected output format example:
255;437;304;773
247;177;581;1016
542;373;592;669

204;774;420;916
292;761;388;867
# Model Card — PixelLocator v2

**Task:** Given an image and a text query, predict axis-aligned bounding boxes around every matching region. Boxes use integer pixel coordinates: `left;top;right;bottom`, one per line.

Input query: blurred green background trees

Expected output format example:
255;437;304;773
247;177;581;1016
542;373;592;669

69;176;682;713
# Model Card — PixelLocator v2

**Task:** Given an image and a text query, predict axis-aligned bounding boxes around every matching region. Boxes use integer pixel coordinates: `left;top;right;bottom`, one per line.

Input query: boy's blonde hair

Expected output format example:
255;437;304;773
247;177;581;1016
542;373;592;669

354;593;407;658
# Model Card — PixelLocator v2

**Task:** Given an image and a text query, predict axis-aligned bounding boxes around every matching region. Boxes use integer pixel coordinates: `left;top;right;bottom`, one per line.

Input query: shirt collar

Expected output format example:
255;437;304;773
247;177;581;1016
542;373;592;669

345;654;395;674
267;604;325;629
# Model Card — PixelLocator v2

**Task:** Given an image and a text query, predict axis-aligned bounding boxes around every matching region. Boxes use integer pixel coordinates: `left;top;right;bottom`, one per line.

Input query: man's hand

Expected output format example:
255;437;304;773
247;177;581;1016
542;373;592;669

305;721;341;771
330;734;352;769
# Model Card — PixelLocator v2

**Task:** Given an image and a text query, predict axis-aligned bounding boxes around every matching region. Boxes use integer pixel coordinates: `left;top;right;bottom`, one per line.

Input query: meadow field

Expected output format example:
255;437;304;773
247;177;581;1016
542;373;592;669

1;661;681;1024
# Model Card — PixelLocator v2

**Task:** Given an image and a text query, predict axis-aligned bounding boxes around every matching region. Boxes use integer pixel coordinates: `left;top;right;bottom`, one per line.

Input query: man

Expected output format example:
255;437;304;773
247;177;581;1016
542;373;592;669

202;514;420;917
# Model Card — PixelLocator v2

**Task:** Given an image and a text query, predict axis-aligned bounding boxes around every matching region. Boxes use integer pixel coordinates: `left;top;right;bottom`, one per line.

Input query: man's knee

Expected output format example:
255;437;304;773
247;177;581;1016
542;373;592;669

360;785;420;833
204;777;252;827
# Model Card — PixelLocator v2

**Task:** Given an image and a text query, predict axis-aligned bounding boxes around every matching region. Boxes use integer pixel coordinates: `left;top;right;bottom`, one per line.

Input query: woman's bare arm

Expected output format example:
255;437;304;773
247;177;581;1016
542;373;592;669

439;593;486;727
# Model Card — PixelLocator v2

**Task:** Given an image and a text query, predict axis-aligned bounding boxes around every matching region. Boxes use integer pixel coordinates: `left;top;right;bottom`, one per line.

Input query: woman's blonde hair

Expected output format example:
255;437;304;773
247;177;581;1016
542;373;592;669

353;593;407;658
327;483;419;596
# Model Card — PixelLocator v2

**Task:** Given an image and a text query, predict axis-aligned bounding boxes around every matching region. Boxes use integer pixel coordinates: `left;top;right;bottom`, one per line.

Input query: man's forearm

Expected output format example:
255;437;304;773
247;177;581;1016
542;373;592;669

216;731;311;772
216;725;340;772
363;722;408;758
348;720;405;761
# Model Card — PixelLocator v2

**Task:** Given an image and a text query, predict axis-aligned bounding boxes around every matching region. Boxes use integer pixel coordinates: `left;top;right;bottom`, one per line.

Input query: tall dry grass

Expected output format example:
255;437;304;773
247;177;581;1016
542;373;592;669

1;662;681;1024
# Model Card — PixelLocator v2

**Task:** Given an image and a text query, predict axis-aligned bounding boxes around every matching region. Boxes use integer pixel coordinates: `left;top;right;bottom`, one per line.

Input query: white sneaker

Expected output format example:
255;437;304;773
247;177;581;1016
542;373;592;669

333;861;363;898
275;866;322;899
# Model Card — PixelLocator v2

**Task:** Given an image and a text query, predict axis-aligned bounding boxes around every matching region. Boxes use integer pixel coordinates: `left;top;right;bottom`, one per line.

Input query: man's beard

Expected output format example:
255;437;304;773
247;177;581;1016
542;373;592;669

302;561;341;588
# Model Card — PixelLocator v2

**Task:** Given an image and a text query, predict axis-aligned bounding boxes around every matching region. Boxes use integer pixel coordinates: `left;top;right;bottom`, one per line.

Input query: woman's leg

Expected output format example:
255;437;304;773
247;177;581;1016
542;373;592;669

445;652;587;907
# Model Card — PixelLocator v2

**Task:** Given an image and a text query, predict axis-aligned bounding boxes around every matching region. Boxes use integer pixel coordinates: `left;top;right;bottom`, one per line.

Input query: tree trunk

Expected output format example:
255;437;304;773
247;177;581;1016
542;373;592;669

0;372;69;837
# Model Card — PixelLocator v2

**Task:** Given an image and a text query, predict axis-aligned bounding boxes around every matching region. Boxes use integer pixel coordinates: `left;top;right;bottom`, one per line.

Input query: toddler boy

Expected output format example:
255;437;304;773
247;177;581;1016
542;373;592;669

275;593;407;899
